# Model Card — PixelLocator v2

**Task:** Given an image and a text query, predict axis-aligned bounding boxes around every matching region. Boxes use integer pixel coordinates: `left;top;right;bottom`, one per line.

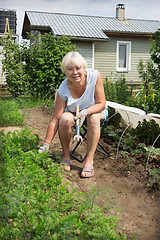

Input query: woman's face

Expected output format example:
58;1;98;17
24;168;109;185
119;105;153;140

65;62;85;84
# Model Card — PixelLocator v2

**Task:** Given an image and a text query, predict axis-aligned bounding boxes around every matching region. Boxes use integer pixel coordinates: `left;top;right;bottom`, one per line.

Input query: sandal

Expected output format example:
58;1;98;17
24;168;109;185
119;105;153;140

61;159;71;171
81;166;94;178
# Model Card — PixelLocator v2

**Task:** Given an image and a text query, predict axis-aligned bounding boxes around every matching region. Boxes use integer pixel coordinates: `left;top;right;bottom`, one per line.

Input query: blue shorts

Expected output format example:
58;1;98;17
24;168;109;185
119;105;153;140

83;107;108;126
101;107;108;126
102;107;108;121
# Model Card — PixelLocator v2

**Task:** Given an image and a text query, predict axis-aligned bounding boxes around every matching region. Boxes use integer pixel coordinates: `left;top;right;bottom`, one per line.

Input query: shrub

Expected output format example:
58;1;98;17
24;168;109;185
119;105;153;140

132;119;160;147
1;32;77;98
23;33;78;98
1;33;28;96
136;58;160;113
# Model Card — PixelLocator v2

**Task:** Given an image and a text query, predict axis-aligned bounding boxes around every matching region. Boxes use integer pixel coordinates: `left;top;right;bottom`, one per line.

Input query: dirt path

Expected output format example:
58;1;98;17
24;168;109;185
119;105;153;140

20;107;160;239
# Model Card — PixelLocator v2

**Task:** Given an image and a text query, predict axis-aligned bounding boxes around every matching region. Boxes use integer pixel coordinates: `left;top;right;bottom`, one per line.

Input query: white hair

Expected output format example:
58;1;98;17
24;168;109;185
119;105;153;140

61;51;87;73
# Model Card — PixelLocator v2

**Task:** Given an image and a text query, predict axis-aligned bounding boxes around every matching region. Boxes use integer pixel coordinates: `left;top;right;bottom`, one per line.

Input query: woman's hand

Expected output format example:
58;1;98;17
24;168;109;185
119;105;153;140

74;109;90;127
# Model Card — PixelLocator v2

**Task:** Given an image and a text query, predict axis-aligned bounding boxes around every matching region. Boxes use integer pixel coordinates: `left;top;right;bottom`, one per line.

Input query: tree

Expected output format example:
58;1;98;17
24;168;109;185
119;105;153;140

150;28;160;89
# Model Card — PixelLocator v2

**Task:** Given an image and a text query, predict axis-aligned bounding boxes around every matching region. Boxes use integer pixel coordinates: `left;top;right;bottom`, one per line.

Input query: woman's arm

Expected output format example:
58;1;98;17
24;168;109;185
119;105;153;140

44;92;66;144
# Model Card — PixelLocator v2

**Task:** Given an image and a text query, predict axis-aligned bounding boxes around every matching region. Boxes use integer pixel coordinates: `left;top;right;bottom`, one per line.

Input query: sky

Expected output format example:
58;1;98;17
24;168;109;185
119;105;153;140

1;0;160;40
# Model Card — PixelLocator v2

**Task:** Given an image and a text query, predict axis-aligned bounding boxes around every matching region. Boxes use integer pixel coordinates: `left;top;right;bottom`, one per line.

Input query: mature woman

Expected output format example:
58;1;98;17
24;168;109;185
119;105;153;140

38;51;108;178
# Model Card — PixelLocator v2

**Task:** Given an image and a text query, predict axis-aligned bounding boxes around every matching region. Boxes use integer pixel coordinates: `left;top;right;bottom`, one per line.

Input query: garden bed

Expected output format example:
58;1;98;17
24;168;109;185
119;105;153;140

23;107;160;240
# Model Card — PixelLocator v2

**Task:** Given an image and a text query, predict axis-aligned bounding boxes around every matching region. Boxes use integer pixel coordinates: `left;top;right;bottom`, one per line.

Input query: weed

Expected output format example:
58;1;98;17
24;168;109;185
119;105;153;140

148;169;160;190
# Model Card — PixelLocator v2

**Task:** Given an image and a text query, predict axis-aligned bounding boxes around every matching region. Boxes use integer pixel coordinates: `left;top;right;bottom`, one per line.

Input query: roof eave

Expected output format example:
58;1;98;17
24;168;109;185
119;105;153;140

23;26;110;41
68;36;109;42
104;30;156;37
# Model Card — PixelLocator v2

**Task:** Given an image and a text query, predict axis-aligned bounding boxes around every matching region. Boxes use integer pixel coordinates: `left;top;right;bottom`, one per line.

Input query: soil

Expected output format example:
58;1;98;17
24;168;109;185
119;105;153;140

3;107;160;240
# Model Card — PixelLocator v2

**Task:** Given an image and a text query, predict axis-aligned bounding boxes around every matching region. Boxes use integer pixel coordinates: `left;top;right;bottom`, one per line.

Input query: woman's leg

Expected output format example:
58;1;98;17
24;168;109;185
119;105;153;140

58;111;74;170
81;112;104;177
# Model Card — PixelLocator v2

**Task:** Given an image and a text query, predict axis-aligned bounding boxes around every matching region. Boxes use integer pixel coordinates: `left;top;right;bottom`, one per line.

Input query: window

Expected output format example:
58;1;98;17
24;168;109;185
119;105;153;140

116;41;131;72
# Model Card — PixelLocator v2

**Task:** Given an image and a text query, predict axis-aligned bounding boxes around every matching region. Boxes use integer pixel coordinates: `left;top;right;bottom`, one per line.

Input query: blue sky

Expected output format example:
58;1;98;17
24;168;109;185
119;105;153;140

1;0;160;38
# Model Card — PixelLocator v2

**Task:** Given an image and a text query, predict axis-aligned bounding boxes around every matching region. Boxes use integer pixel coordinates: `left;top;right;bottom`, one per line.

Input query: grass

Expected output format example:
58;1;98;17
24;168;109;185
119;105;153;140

0;96;55;127
0;95;54;109
0;99;25;127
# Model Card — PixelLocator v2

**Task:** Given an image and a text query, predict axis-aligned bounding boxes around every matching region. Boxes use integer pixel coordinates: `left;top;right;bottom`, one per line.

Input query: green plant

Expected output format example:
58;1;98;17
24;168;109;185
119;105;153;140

115;75;130;103
108;107;122;127
136;58;160;113
133;119;160;147
23;33;77;98
148;169;160;190
1;32;78;98
1;33;29;97
104;74;132;104
144;146;160;156
14;96;50;109
0;129;126;239
150;28;160;89
104;74;117;102
0;99;25;126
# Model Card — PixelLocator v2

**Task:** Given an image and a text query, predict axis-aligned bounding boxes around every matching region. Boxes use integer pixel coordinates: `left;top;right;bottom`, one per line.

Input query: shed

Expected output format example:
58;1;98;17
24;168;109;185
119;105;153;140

22;4;160;83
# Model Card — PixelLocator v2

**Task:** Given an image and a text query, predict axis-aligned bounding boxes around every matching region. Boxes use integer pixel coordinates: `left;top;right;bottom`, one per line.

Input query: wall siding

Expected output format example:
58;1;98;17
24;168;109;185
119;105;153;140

94;36;152;83
72;41;93;68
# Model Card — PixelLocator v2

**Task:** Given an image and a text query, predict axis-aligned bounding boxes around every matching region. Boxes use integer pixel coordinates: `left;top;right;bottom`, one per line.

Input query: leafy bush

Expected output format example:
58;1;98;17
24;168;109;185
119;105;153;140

0;129;126;240
0;34;28;96
132;119;160;147
1;32;77;98
136;58;160;113
23;33;77;98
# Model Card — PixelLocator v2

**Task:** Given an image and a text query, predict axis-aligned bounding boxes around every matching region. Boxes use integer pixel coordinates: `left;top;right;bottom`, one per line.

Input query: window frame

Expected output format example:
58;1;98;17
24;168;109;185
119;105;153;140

116;41;131;72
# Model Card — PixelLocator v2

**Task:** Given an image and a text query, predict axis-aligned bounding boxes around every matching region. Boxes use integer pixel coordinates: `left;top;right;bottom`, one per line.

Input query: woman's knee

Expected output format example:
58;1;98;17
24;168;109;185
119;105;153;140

87;113;102;125
59;112;74;127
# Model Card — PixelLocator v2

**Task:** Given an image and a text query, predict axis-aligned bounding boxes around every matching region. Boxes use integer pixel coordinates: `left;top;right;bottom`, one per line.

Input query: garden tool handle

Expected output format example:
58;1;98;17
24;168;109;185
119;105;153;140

76;105;80;135
73;105;83;142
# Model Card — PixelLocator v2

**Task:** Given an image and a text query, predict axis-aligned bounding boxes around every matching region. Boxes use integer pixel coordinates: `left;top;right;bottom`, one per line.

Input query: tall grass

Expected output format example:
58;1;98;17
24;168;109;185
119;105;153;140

0;99;25;127
0;97;55;127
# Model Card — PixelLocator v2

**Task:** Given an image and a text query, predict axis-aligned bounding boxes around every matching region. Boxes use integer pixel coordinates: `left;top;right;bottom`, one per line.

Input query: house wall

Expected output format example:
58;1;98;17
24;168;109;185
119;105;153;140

94;35;152;83
72;41;93;68
72;36;152;83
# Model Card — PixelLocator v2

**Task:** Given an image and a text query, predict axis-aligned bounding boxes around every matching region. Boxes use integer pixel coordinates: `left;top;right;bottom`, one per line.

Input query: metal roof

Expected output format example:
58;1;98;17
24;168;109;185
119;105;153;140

23;11;160;40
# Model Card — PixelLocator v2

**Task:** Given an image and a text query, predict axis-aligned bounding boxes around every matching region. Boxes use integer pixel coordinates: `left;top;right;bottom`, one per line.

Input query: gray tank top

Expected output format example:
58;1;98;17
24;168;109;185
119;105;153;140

58;68;98;113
